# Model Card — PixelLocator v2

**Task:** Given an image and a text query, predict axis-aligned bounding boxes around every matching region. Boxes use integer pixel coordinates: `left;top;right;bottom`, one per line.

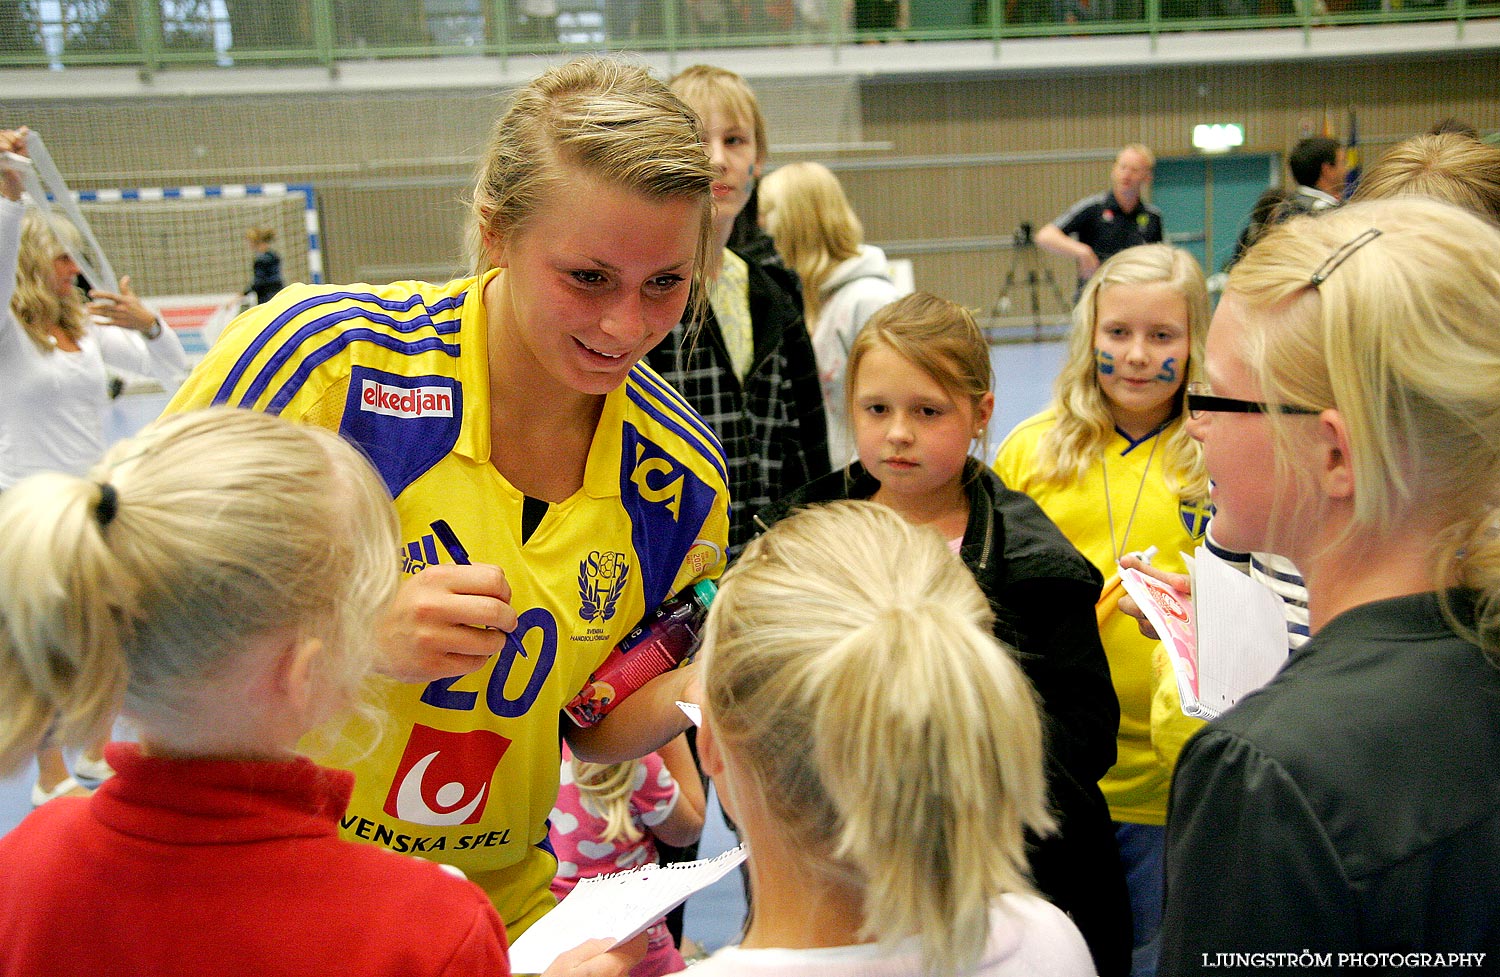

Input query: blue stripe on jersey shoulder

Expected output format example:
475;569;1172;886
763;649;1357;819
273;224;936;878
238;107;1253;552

211;289;465;408
629;363;723;459
265;328;463;414
625;384;728;486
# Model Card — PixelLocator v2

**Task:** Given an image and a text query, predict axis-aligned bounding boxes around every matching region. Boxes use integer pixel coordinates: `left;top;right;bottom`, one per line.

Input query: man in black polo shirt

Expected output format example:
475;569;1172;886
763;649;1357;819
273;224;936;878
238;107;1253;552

1036;143;1163;294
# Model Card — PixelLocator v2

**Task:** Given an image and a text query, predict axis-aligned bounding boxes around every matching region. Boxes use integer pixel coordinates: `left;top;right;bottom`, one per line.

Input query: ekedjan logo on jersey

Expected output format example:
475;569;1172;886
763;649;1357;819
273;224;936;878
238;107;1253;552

382;724;510;827
360;379;454;419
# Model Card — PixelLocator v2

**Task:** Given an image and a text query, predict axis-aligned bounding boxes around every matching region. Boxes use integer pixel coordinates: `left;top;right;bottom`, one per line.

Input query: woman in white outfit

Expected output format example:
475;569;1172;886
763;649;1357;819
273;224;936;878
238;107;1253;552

1;127;188;805
759;161;902;468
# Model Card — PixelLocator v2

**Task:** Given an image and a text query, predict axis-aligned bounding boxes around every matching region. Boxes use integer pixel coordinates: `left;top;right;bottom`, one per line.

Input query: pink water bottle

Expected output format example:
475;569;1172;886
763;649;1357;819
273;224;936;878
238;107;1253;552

564;579;718;728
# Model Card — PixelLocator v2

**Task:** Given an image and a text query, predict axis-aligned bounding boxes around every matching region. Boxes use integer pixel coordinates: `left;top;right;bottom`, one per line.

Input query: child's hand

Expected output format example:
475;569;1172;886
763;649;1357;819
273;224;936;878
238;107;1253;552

538;932;649;977
1117;552;1190;640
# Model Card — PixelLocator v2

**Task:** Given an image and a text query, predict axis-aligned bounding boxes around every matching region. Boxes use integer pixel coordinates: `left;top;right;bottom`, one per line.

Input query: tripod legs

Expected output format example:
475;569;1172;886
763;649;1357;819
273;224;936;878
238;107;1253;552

991;243;1071;337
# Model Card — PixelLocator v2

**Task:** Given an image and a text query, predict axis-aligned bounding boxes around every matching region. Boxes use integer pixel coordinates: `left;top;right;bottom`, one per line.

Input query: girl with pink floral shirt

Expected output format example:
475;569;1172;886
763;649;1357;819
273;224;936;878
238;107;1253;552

550;737;706;977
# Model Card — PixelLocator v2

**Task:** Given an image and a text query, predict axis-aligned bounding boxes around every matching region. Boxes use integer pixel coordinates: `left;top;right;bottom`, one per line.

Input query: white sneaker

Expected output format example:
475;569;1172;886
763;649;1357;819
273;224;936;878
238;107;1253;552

31;776;90;807
73;754;115;783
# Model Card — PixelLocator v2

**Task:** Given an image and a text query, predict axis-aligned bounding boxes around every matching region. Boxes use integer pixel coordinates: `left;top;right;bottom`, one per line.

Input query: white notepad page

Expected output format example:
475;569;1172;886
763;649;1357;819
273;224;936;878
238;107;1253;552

1191;546;1291;717
508;844;748;974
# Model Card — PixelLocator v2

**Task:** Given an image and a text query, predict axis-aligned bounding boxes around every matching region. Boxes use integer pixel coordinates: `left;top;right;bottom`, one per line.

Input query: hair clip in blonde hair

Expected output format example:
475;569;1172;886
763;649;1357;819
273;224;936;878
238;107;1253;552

1310;228;1382;286
94;482;119;528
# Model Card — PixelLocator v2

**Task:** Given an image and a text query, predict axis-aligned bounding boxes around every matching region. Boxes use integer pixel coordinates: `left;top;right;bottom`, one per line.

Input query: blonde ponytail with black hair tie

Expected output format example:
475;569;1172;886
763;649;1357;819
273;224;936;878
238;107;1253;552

94;482;119;528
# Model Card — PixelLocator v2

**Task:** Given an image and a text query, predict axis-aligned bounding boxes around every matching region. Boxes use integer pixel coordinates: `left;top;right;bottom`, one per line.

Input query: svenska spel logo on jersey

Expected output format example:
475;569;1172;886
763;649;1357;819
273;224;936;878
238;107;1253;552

383;724;510;827
579;550;630;623
360;378;454;419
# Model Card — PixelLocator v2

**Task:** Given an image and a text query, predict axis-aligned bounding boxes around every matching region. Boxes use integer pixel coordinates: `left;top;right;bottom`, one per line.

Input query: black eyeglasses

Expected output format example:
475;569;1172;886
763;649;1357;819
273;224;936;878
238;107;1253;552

1186;383;1320;420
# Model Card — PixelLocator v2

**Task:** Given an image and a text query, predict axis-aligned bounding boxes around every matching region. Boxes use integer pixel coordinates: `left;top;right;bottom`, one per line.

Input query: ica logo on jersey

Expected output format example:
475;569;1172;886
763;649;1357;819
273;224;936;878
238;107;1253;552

629;442;685;519
383;724;511;826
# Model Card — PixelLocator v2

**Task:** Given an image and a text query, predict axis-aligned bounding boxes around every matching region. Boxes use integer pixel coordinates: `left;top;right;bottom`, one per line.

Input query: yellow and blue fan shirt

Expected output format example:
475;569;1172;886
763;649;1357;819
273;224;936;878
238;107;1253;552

166;272;730;934
995;409;1207;826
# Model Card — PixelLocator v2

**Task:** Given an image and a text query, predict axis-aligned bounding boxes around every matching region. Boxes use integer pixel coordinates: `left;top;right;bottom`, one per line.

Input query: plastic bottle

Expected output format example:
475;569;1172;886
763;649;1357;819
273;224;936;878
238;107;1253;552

564;579;718;728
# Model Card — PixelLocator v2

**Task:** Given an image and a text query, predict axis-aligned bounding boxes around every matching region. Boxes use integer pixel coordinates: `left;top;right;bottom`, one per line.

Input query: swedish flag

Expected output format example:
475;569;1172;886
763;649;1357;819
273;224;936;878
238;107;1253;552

1179;499;1214;539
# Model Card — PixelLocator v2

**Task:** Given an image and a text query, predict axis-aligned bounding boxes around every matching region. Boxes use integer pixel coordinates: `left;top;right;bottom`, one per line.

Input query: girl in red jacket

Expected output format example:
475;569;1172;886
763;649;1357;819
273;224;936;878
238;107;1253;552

0;407;635;977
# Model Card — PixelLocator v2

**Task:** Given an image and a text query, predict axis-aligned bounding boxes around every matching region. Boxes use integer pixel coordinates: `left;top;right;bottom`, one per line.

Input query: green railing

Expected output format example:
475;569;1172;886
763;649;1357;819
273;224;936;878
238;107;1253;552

0;0;1490;75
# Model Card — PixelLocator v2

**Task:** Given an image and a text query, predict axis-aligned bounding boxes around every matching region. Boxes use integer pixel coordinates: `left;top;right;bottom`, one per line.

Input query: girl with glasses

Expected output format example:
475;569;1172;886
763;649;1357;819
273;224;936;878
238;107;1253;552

1161;197;1500;971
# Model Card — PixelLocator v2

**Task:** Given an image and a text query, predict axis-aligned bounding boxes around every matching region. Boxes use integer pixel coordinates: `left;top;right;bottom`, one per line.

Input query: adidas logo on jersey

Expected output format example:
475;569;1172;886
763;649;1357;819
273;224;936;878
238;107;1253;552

403;534;439;574
360;378;454;419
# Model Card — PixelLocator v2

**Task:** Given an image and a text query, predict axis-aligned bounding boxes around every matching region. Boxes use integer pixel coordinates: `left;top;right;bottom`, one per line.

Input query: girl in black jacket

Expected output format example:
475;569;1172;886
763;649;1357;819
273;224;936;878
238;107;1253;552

760;292;1131;977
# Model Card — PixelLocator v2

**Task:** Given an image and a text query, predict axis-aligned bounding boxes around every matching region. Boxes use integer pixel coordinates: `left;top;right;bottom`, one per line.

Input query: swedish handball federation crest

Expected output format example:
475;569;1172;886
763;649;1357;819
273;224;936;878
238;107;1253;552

1180;499;1213;540
579;551;630;623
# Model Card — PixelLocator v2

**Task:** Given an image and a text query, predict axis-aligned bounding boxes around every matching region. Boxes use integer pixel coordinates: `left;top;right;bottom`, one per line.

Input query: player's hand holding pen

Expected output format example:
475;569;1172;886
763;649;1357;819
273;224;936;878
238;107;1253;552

377;562;519;683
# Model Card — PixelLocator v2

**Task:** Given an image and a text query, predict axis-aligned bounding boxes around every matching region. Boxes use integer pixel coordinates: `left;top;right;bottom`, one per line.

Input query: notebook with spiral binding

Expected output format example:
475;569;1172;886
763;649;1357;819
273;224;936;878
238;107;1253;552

508;844;748;973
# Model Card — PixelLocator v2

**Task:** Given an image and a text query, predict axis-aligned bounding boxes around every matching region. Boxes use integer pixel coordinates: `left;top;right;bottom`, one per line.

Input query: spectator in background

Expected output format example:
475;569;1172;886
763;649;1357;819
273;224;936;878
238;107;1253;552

853;0;906;34
757;161;902;468
1052;0;1117;25
649;64;829;557
512;0;558;42
1427;117;1481;140
2;127;190;809
1225;186;1292;271
1276;136;1346;220
243;225;284;306
1037;144;1164;294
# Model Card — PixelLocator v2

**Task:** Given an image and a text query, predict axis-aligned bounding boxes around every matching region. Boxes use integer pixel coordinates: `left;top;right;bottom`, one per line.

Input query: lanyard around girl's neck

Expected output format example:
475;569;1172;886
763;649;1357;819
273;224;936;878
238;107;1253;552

1101;428;1162;565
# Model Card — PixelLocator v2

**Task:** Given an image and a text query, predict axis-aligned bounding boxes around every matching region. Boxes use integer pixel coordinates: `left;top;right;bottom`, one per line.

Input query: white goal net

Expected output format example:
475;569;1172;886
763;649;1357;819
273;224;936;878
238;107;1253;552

74;183;319;299
57;183;321;362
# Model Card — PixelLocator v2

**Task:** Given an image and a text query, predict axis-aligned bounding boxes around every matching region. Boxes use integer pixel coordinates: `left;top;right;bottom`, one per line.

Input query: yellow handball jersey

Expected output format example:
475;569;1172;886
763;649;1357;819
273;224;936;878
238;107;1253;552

995;409;1208;826
166;273;731;933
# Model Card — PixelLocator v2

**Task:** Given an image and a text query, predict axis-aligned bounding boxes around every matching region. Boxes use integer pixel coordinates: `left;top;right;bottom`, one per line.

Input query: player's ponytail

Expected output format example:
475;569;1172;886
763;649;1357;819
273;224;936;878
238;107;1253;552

702;500;1053;976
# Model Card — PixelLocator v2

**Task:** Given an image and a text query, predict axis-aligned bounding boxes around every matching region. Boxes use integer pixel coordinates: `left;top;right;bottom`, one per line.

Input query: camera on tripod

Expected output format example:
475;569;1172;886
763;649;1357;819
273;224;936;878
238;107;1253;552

992;219;1066;334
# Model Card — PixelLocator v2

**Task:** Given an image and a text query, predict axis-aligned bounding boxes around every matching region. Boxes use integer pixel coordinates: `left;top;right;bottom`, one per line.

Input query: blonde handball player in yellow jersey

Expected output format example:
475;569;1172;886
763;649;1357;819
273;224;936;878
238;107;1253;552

167;58;731;946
